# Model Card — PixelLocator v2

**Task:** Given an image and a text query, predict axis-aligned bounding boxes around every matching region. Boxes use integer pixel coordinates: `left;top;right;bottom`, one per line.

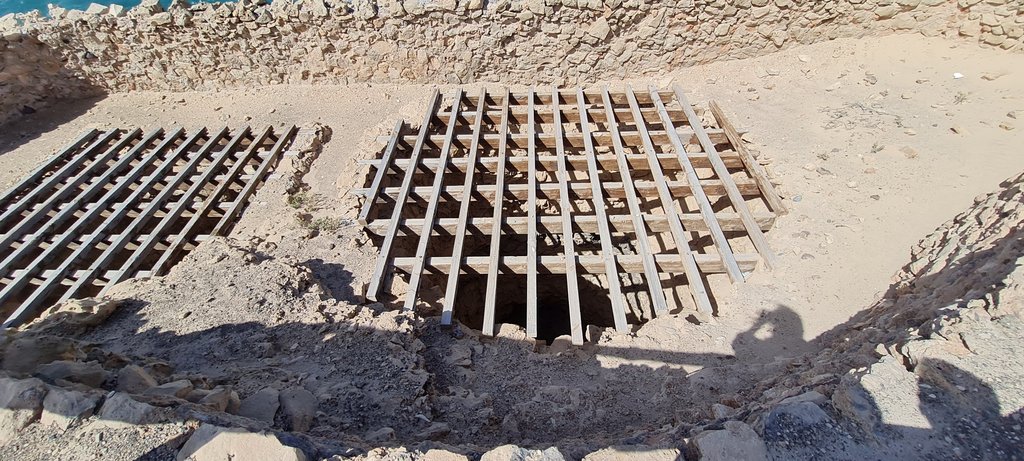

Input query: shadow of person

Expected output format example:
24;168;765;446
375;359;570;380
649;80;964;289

913;358;1024;461
731;304;812;362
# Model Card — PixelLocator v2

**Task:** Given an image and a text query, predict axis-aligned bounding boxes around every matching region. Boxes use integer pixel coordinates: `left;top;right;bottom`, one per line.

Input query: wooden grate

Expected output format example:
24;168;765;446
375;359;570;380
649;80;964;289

355;86;784;344
0;126;297;327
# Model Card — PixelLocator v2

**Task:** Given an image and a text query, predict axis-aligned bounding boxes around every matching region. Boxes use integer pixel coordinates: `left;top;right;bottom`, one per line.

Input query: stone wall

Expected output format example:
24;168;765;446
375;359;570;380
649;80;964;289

1;0;1022;124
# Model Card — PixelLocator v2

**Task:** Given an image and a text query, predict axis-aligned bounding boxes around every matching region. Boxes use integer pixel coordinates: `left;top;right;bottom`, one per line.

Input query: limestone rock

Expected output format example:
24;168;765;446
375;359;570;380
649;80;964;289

176;424;307;461
583;445;682;460
365;426;395;442
35;360;111;388
237;387;279;423
415;422;451;440
41;387;100;430
762;402;832;438
117;365;158;393
689;421;768;461
0;377;48;443
93;392;170;428
832;356;930;432
2;335;82;373
145;379;194;398
586;17;611;40
481;445;566;461
279;387;317;432
198;386;238;412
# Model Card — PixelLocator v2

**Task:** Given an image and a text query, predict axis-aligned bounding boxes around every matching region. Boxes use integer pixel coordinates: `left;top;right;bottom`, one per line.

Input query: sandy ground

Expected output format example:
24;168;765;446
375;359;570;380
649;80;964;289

3;34;1022;358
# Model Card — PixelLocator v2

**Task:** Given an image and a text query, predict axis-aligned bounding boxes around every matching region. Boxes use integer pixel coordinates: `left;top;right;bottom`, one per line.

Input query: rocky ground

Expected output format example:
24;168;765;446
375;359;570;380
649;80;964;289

0;34;1022;460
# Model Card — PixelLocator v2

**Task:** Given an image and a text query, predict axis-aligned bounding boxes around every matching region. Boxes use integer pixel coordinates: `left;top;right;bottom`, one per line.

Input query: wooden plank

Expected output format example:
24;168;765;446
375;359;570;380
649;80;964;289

577;88;628;334
152;127;274;276
392;253;762;275
467;88;674;106
709;100;787;216
359;150;748;174
0;129;139;251
601;86;669;314
625;88;713;318
438;105;686;125
364;211;778;236
0;130;116;227
403;89;464;310
0;129;153;277
553;87;585;345
526;87;539;339
441;88;487;325
99;128;251;294
482;88;510;337
211;125;297;236
674;88;778;269
645;87;744;283
61;128;233;302
0;128;171;324
358;120;405;226
0;129;100;206
386;127;736;151
355;177;762;202
4;129;201;327
364;90;442;302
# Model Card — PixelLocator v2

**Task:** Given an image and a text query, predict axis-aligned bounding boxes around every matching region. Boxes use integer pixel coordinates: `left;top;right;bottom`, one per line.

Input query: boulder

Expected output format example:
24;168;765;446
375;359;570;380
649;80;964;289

237;387;279;423
176;424;307;461
41;387;100;430
93;392;170;428
2;335;82;373
762;402;832;440
116;365;158;394
0;377;48;443
198;386;237;412
279;387;317;432
689;421;768;461
415;422;451;441
35;360;111;388
422;449;469;461
145;379;194;398
481;445;566;461
583;446;682;460
365;426;395;442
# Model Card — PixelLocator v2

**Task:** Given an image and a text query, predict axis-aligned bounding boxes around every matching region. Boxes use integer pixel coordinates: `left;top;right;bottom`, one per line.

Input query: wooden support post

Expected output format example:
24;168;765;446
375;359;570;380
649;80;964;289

670;87;778;269
442;88;487;325
482;88;510;337
404;89;465;310
577;88;628;333
365;90;442;302
601;86;669;314
625;87;714;318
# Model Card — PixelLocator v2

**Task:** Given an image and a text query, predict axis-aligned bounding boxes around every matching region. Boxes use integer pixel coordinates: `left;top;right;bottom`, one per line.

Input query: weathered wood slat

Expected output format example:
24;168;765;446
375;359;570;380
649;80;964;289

600;86;669;314
577;88;628;334
482;88;511;338
709;100;787;216
358;150;748;173
672;87;778;269
553;87;585;345
364;90;442;303
358;120;404;226
526;87;539;339
385;127;735;151
0;129;100;207
212;126;297;236
391;253;762;275
404;89;464;310
442;89;487;325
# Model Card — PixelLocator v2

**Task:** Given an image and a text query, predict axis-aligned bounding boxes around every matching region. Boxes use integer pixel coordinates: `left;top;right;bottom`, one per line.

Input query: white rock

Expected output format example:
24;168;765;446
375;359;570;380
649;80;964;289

41;387;100;430
689;421;767;461
176;424;307;461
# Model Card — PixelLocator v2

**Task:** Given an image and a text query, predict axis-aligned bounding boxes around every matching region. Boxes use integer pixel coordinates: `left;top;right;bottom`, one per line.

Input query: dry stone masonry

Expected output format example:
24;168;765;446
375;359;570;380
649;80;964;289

0;0;1022;124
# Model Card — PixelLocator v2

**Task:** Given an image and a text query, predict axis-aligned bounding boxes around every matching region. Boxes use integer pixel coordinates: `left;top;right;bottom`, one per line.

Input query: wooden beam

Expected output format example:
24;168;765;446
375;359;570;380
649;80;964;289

385;127;736;151
404;89;464;310
626;87;714;317
0;129;99;205
442;88;486;325
358;150;748;174
709;100;787;216
674;87;778;269
553;86;585;345
466;88;674;106
577;88;628;333
526;87;539;339
364;211;777;236
601;86;669;314
61;128;233;302
358;120;404;226
645;87;743;283
212;126;297;236
437;105;687;125
391;253;762;275
364;90;442;302
482;88;510;338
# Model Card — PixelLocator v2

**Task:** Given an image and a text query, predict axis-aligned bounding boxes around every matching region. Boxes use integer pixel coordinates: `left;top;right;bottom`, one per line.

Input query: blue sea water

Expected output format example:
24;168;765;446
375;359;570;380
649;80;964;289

0;0;172;16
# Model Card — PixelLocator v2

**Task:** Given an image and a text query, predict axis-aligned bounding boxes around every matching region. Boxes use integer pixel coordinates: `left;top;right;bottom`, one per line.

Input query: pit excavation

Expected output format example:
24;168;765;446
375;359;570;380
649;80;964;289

0;1;1023;461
